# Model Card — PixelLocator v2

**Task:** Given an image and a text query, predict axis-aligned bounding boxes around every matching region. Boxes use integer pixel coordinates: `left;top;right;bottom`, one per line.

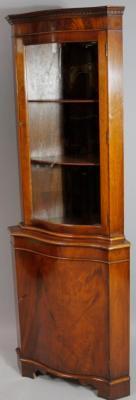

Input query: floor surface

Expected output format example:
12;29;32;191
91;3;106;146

0;328;135;400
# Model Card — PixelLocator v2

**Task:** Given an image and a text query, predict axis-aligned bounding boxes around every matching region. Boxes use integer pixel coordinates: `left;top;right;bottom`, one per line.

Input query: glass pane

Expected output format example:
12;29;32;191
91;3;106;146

28;103;63;160
28;103;99;163
62;42;98;99
25;41;101;226
25;43;62;100
62;103;99;159
31;164;100;225
25;42;98;100
31;164;64;221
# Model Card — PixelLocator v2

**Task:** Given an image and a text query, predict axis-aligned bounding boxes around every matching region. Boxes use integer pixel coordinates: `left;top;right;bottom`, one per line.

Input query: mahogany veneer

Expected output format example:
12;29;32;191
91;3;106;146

7;6;130;399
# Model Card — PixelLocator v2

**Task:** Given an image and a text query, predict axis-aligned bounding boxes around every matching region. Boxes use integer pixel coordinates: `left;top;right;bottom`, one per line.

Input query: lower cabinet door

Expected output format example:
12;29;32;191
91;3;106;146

15;248;109;378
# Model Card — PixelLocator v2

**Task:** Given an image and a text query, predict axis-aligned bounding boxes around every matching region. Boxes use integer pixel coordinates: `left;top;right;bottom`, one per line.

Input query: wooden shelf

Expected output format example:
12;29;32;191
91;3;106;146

28;99;99;104
31;155;99;167
32;215;100;226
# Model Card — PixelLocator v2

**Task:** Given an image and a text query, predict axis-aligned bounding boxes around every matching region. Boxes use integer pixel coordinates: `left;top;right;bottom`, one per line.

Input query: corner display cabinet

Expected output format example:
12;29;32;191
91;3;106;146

7;6;130;400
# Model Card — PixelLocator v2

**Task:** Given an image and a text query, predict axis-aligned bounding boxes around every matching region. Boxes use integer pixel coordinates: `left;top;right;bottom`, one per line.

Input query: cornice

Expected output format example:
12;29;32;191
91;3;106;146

6;6;125;25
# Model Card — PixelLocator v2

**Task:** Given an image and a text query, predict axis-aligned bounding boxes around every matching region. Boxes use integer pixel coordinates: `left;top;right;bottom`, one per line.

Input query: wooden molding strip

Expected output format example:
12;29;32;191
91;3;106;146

6;6;125;25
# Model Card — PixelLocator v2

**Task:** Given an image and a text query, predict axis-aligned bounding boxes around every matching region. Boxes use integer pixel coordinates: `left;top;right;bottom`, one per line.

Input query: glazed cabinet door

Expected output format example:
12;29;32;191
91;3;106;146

14;31;109;235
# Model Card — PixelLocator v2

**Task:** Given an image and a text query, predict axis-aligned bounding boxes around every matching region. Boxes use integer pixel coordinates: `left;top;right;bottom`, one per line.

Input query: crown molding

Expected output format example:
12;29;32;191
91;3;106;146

6;6;125;25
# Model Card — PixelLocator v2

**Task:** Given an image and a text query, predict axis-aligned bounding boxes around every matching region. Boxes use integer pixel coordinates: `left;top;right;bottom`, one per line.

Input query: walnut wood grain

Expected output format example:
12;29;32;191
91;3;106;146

16;348;130;400
7;6;125;25
10;29;109;236
7;7;125;40
10;224;130;400
7;6;130;400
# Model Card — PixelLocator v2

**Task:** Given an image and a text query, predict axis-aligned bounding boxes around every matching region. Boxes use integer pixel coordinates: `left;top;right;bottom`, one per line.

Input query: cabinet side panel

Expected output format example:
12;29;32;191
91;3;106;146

109;257;130;379
107;30;124;235
14;247;109;378
11;242;21;350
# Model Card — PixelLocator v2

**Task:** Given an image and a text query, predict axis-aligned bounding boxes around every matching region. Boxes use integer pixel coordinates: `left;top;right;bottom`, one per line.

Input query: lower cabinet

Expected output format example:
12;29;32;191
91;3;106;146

10;226;130;400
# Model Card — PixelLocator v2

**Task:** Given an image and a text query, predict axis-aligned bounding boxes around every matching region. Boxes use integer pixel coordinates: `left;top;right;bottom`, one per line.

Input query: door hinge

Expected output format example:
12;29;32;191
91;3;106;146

105;42;108;57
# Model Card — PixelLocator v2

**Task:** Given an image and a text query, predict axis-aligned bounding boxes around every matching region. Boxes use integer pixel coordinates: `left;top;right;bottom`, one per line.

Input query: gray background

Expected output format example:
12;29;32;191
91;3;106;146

0;0;135;399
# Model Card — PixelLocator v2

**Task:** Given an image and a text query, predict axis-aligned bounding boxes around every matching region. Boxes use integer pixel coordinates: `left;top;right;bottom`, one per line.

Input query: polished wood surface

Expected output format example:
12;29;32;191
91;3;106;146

107;30;124;236
10;224;130;400
15;249;109;376
7;7;124;36
14;38;32;224
11;29;109;236
7;6;130;400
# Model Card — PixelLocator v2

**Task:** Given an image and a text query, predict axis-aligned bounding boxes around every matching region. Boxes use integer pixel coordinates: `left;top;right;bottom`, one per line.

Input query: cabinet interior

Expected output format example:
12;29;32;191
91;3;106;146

25;41;100;225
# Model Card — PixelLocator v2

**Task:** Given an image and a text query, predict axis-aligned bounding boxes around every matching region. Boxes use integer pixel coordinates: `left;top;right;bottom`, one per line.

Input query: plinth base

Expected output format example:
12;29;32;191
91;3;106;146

17;349;130;400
